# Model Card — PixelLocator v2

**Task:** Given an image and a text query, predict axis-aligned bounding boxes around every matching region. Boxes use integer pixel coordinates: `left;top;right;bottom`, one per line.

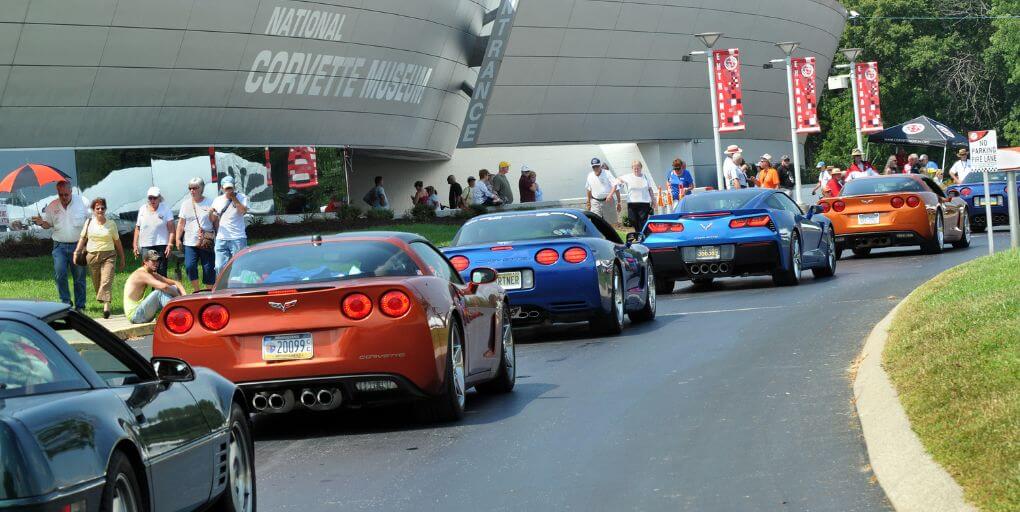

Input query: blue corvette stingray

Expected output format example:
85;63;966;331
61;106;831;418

945;171;1019;232
443;209;655;334
639;189;837;290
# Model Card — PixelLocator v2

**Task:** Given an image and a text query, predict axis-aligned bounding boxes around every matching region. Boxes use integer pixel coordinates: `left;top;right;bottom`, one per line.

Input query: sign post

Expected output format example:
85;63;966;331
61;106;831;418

969;130;998;254
1008;169;1019;249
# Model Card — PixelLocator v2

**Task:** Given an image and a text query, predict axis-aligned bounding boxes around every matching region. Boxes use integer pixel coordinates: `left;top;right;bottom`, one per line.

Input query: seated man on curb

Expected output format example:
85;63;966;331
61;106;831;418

124;250;187;324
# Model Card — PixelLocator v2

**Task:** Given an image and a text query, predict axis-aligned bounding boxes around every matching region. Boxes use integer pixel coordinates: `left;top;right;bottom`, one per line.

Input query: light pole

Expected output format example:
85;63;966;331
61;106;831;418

840;48;864;152
776;41;804;204
694;32;724;190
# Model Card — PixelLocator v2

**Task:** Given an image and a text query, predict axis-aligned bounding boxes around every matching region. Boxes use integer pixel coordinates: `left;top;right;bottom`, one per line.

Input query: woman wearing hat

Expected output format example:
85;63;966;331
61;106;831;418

756;154;781;189
133;186;175;277
949;148;972;184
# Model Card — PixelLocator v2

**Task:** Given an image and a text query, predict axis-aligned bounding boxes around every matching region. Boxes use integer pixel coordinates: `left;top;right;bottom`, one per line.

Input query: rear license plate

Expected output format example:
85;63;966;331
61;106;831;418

262;333;313;361
858;213;881;225
975;196;1001;206
696;246;720;260
497;271;523;290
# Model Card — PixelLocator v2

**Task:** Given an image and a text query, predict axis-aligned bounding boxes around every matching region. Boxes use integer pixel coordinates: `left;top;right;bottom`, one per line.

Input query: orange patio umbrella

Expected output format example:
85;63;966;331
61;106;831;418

0;163;71;193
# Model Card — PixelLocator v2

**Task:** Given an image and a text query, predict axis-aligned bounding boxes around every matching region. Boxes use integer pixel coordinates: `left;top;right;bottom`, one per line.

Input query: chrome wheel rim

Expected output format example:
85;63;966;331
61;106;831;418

647;266;656;314
827;232;836;269
501;310;515;381
936;213;944;246
963;214;971;243
228;422;254;512
613;271;624;325
111;474;139;512
792;236;801;278
452;328;466;408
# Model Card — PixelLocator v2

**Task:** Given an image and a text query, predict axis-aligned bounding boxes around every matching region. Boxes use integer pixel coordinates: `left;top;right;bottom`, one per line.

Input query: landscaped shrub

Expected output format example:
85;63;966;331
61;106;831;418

407;204;436;223
365;208;395;221
336;204;362;223
454;205;488;220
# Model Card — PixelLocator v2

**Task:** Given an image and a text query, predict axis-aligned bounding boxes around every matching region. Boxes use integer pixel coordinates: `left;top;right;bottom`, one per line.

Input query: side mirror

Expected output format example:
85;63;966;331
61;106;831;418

152;357;195;382
806;204;824;217
470;267;498;285
625;232;642;245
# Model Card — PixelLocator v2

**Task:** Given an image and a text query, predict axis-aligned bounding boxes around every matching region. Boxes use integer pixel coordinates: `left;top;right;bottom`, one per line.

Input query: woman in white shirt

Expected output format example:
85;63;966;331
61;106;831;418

175;177;216;291
133;186;175;277
616;161;658;232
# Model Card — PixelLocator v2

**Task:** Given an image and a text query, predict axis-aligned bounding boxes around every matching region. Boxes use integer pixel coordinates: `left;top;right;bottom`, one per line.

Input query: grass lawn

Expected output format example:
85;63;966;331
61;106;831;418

0;223;461;318
884;249;1020;512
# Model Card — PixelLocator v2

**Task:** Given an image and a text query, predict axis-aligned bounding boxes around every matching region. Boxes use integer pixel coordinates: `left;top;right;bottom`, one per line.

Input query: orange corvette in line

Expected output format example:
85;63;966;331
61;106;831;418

817;174;971;258
152;232;515;423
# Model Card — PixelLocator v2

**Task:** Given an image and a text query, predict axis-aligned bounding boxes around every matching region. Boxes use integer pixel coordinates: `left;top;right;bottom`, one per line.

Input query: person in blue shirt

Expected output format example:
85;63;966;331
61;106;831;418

665;158;695;202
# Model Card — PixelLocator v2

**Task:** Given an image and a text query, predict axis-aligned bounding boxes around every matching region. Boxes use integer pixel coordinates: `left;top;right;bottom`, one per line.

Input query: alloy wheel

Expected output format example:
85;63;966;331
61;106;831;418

646;266;656;314
501;311;515;381
613;271;624;326
228;422;254;512
792;236;801;278
111;474;140;512
827;232;836;269
452;327;466;409
936;213;944;246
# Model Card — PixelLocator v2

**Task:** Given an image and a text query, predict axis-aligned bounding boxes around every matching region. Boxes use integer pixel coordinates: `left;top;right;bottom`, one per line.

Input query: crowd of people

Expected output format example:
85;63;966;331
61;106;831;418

363;161;545;211
32;176;249;324
810;146;972;198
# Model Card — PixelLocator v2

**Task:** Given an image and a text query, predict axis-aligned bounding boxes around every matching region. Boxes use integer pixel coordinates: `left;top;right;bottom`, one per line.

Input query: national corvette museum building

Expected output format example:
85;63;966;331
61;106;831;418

0;0;848;206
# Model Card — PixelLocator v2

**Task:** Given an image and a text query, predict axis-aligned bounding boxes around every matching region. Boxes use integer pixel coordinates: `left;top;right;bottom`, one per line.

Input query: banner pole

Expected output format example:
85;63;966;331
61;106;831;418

707;55;725;190
1007;171;1019;249
785;55;803;204
983;170;995;254
849;61;864;152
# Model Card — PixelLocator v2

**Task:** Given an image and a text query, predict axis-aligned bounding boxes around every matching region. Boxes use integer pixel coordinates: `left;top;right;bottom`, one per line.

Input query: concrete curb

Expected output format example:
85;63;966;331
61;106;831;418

853;299;976;512
111;322;155;340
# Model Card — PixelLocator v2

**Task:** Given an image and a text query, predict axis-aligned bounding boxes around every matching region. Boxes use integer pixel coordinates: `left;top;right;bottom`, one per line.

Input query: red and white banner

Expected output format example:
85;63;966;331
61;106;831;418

855;62;884;133
287;146;319;189
791;57;820;134
264;146;273;186
713;49;745;133
209;146;218;182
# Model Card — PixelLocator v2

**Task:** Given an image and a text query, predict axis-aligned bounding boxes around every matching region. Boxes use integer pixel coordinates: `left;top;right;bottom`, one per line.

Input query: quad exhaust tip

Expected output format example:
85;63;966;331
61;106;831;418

252;394;268;411
268;394;285;409
299;389;316;407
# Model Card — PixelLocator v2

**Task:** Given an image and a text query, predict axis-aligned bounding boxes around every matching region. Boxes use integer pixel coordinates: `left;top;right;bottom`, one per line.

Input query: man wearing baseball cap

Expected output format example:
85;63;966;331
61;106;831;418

723;145;747;189
491;161;514;204
812;161;831;196
756;154;781;189
519;164;537;203
209;175;250;273
585;158;620;218
133;186;175;277
124;249;186;324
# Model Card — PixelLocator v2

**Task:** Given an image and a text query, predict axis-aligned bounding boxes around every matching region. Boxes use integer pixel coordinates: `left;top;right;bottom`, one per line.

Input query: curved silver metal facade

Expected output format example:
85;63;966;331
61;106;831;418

0;0;846;159
0;0;488;158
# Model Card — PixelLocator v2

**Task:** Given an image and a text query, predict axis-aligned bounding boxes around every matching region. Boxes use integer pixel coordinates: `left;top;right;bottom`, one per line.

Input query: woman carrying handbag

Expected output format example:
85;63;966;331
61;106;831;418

176;177;216;291
74;198;125;319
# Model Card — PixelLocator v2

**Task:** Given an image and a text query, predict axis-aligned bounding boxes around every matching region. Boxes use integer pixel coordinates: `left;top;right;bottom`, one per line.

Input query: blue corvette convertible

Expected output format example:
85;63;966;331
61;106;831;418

639;189;837;290
946;171;1019;232
443;209;655;334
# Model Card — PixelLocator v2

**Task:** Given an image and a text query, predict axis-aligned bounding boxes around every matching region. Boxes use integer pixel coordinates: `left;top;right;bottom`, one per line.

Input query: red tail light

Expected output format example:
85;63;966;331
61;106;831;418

906;195;921;208
200;304;230;331
268;289;297;295
490;246;513;251
165;307;194;334
961;187;972;197
729;215;771;228
449;256;469;272
890;196;904;208
379;290;411;317
646;222;684;233
832;200;846;212
535;249;559;265
342;293;373;320
820;202;831;213
563;247;588;263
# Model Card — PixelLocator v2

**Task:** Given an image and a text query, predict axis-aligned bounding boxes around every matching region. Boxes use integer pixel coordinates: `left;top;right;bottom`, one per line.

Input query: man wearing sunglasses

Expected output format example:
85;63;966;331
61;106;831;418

209;176;249;273
133;186;175;277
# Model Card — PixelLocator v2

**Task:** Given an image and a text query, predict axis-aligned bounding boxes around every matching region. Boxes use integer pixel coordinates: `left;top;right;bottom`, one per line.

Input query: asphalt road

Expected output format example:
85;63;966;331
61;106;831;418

132;231;1011;511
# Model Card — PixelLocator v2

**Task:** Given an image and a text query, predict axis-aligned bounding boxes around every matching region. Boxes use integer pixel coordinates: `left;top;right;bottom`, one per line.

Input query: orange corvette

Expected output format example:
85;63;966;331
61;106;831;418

818;174;971;257
152;232;515;423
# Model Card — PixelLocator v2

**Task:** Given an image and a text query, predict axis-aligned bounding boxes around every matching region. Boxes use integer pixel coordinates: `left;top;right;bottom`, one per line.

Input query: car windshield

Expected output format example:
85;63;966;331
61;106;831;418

452;212;588;245
219;240;421;289
0;321;88;398
963;171;1010;183
841;177;926;196
678;190;759;212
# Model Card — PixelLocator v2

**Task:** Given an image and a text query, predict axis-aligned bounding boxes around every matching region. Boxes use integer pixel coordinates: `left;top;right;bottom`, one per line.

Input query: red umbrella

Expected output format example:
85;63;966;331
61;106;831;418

0;163;71;193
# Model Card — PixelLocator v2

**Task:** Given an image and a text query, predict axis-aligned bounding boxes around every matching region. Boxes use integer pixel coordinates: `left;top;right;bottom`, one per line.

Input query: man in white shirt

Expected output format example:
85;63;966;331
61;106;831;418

209;176;250;273
32;180;90;311
723;145;747;189
585;158;621;219
949;148;973;184
615;161;658;232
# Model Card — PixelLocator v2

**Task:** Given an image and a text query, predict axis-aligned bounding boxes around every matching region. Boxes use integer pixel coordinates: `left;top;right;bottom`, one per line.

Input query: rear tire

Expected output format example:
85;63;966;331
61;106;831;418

655;277;675;295
629;265;656;323
834;242;845;261
476;307;515;395
772;232;802;286
812;229;837;278
972;223;986;233
591;265;624;336
415;322;466;423
100;451;146;512
952;212;972;249
212;402;256;511
852;247;872;257
921;210;945;254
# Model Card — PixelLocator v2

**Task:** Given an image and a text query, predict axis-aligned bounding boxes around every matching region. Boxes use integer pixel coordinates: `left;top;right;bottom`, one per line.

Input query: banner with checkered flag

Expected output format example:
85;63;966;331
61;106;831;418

855;62;884;134
712;48;745;133
792;57;821;134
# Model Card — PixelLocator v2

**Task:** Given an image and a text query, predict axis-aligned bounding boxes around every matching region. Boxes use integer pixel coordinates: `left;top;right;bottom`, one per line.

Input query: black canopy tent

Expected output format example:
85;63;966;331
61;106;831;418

866;115;968;170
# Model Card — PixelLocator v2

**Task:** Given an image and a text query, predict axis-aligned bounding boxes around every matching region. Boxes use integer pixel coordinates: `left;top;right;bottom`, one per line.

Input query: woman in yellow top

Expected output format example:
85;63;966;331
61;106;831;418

74;198;125;318
756;154;781;190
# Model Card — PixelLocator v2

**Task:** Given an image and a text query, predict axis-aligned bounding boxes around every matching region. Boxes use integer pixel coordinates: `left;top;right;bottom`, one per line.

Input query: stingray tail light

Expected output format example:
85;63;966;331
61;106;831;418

906;195;921;208
342;293;373;320
165;307;194;334
646;222;684;233
200;304;230;331
449;255;470;272
563;247;588;263
729;215;772;229
379;290;412;318
535;249;559;265
832;200;847;213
